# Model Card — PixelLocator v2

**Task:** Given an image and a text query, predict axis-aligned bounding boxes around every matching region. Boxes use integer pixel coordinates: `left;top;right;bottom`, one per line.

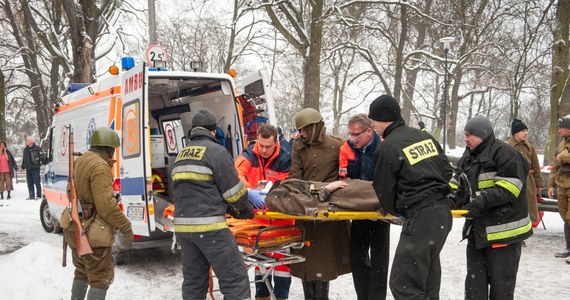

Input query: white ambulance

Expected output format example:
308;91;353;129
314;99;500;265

40;57;276;259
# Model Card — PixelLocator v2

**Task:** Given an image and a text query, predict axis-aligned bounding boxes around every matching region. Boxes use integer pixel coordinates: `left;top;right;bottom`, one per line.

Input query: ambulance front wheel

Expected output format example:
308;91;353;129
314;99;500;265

40;198;61;233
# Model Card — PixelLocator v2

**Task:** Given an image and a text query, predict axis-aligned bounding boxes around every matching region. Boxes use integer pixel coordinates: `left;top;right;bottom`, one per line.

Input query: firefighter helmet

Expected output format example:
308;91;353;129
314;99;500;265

295;108;323;130
90;127;120;148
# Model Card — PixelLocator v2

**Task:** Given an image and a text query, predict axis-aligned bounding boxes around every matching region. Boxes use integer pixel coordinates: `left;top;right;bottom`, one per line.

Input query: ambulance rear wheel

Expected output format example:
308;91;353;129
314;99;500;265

40;199;55;233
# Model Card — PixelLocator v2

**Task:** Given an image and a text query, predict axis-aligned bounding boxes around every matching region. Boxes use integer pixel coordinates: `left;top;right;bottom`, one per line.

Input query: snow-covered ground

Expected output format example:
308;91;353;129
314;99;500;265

1;181;570;299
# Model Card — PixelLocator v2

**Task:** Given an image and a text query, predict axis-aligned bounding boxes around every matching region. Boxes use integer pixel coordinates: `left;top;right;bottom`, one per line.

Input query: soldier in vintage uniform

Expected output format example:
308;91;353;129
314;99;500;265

506;119;544;223
63;127;133;300
548;115;570;261
288;108;351;300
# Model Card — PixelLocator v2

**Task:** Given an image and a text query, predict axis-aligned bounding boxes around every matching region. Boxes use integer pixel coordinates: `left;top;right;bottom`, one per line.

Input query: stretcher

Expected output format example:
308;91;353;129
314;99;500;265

227;218;306;300
254;209;468;220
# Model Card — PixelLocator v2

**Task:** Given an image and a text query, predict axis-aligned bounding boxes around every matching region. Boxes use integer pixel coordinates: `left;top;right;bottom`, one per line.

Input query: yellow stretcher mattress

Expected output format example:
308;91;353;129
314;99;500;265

254;210;468;220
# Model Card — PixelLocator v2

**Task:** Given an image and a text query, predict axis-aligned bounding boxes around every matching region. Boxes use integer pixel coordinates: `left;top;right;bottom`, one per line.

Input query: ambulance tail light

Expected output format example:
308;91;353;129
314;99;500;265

134;235;142;240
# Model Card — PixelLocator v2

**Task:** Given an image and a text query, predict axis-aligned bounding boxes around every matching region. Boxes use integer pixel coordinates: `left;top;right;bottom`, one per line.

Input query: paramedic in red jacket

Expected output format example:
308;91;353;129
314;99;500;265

234;124;293;300
339;113;390;300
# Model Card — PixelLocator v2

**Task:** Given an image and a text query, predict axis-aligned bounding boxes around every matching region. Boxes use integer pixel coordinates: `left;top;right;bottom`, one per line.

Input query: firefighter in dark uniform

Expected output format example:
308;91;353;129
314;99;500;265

339;113;390;300
172;108;254;300
456;115;532;300
368;95;453;299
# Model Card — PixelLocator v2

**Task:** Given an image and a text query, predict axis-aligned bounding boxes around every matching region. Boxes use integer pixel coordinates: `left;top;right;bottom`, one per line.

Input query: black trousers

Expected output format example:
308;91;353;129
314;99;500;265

302;280;329;300
465;240;522;300
351;220;390;300
390;201;452;300
179;229;250;300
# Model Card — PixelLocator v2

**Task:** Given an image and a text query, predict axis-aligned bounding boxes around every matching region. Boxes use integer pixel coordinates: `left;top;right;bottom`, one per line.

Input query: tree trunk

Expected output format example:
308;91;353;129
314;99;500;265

545;0;570;164
393;5;408;111
303;0;324;110
63;0;98;83
0;68;5;141
448;66;463;149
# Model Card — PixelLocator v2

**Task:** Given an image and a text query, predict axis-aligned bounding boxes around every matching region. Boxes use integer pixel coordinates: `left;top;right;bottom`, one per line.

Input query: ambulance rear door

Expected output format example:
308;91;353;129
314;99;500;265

119;63;155;236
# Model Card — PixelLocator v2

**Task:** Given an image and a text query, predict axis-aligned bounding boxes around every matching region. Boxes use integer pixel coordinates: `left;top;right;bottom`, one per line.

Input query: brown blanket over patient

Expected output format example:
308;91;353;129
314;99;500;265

265;179;381;215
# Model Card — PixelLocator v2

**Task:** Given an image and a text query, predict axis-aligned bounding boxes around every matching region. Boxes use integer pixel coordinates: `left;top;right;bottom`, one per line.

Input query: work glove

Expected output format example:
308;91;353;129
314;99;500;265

247;189;266;209
226;204;255;219
235;205;254;220
463;199;485;219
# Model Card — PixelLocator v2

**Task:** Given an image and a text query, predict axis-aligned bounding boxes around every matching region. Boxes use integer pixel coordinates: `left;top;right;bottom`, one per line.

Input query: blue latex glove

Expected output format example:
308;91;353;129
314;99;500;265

247;189;265;209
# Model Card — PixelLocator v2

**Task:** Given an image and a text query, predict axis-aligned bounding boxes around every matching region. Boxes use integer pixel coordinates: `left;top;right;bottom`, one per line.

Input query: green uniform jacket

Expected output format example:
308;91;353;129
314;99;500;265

507;137;544;221
288;127;352;281
548;137;570;189
65;149;132;248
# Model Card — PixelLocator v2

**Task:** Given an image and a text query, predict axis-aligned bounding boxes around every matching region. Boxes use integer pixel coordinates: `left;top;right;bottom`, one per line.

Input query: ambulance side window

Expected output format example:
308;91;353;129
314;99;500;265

47;127;54;163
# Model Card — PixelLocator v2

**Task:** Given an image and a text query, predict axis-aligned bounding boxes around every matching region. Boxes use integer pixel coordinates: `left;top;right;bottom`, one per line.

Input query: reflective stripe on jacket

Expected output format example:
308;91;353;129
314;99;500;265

458;134;532;249
172;127;249;233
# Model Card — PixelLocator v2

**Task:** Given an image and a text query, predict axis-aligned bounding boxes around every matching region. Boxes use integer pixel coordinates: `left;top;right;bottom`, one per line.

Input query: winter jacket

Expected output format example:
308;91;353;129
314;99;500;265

288;126;351;282
1;149;18;178
172;127;250;233
507;137;544;221
339;132;381;180
458;134;532;249
548;136;570;189
235;141;291;189
235;139;292;227
65;148;132;248
22;144;42;170
373;119;453;216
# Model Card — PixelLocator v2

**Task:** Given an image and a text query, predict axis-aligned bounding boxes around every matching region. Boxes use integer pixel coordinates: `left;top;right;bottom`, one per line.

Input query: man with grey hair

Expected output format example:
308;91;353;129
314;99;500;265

21;136;43;200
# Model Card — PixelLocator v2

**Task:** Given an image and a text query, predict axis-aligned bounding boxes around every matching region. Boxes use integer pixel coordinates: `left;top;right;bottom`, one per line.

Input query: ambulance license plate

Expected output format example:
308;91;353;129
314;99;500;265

127;206;144;221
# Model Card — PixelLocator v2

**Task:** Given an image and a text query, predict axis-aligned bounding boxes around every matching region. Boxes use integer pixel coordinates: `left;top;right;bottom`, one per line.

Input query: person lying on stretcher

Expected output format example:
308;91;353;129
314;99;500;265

263;178;387;216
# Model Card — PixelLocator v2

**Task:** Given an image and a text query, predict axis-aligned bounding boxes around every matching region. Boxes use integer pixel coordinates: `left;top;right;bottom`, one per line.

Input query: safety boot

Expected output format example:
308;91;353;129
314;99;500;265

71;278;88;300
86;287;107;300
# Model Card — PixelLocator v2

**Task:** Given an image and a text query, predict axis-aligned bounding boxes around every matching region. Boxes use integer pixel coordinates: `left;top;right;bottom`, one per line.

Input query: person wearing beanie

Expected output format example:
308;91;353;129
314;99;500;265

458;115;532;299
507;119;543;224
548;114;570;262
418;120;427;132
289;108;351;299
368;94;453;299
173;108;254;299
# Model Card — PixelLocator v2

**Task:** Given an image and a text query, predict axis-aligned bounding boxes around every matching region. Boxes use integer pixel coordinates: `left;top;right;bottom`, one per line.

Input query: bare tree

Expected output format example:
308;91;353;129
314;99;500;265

545;0;570;164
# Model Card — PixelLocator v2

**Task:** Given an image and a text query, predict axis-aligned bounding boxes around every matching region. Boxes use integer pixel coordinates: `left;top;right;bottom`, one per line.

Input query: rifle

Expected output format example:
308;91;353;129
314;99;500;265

68;125;93;257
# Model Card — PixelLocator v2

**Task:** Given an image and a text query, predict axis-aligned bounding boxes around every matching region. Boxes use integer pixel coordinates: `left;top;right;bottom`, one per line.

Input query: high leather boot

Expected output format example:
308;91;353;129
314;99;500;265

7;191;10;199
302;280;316;299
86;288;107;300
71;278;88;300
314;281;329;300
1;192;3;199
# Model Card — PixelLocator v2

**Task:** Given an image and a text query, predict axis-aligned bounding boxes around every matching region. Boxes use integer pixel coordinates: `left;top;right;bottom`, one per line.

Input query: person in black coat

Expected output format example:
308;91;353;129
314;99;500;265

21;136;43;200
0;140;18;199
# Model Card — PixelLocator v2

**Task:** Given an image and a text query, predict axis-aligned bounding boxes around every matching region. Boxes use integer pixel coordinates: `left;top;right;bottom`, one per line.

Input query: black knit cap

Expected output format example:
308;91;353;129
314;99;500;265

192;108;217;131
511;118;528;135
464;115;493;140
368;95;401;122
558;114;570;129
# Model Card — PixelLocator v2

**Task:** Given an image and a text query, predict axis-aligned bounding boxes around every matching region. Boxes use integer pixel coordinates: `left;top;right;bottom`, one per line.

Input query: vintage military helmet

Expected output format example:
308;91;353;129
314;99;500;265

295;108;323;130
90;127;120;148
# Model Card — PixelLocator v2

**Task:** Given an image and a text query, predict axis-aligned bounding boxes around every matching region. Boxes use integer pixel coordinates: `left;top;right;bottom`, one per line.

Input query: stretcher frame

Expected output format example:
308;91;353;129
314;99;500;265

238;225;306;300
254;209;468;220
